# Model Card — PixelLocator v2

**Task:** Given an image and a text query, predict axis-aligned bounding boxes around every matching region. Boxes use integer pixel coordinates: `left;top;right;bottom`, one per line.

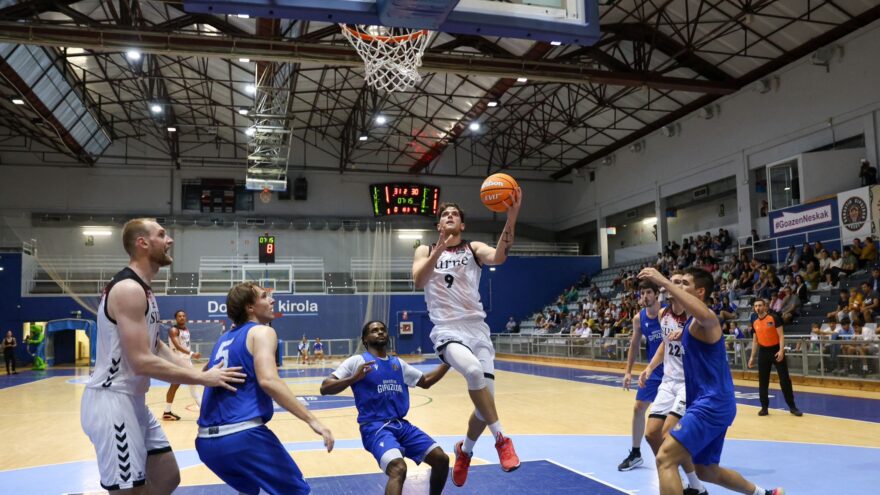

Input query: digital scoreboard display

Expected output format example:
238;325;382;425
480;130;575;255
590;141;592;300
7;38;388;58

258;235;275;263
370;183;440;217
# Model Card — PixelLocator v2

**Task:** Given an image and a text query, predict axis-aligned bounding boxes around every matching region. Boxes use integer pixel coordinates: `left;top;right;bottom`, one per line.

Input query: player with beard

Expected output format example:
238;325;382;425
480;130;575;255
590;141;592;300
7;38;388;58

321;321;451;495
412;194;522;487
197;282;334;495
639;267;784;495
81;218;245;494
618;280;664;471
639;271;707;495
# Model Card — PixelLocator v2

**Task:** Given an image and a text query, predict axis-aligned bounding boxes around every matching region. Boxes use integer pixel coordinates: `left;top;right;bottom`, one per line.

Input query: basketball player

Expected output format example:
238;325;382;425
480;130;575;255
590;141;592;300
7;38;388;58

313;337;325;365
412;193;522;486
297;336;309;365
320;321;450;495
618;280;664;471
638;267;784;495
197;282;334;495
638;272;707;495
80;218;245;494
163;310;203;420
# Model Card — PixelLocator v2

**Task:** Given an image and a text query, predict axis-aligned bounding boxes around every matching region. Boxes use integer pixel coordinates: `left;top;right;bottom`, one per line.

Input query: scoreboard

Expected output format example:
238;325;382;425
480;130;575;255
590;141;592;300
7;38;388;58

370;183;440;217
258;235;275;263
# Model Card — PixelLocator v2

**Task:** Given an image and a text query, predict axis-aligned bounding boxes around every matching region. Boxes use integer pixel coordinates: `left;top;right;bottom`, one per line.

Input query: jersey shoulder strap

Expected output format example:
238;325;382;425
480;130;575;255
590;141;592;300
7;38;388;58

465;240;482;267
102;267;151;324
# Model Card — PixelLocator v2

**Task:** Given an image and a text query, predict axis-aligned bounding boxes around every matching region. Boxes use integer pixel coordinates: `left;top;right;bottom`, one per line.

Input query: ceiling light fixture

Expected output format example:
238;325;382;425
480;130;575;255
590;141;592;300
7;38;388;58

469;122;480;131
11;98;24;105
359;135;368;141
125;49;141;61
237;14;250;19
245;127;256;136
375;115;387;125
82;229;112;237
487;101;498;107
239;58;250;63
245;84;256;95
167;127;177;132
150;103;162;114
516;77;528;83
550;41;562;46
238;107;249;115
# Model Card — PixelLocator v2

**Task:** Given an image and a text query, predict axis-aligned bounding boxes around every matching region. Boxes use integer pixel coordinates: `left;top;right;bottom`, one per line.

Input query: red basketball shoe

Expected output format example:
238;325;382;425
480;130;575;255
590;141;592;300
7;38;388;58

452;440;472;487
495;434;520;472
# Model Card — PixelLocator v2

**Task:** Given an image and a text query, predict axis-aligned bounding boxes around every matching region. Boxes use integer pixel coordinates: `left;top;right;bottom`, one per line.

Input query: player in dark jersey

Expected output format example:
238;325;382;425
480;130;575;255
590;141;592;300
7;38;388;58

321;321;450;495
638;267;784;495
196;282;334;495
618;280;664;471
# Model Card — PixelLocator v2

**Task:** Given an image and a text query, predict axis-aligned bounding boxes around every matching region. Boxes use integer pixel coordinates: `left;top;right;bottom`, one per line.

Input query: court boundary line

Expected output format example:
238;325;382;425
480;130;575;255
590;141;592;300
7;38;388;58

544;458;635;494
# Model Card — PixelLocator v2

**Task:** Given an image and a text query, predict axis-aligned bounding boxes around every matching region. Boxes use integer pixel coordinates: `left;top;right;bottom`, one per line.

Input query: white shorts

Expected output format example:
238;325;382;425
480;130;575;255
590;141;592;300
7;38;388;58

649;379;686;419
80;388;171;490
430;320;495;377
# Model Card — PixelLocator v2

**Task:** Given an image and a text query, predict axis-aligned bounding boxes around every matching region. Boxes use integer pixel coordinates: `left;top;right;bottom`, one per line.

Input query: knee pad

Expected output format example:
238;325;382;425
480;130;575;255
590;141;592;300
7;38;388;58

463;365;485;390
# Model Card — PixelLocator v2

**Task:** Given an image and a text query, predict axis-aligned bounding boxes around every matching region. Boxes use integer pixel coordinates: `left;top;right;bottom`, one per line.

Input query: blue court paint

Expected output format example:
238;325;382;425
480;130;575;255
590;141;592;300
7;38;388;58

0;368;81;389
276;395;356;412
5;436;878;495
166;460;627;495
493;360;880;423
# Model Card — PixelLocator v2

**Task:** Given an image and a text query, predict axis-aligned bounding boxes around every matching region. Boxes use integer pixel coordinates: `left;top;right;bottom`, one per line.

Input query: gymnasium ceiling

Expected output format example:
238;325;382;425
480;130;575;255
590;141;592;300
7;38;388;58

0;0;878;179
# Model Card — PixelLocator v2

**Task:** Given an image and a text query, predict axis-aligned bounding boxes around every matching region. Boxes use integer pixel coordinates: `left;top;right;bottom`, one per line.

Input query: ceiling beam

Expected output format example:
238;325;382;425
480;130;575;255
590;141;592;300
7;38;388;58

551;3;880;179
0;21;738;95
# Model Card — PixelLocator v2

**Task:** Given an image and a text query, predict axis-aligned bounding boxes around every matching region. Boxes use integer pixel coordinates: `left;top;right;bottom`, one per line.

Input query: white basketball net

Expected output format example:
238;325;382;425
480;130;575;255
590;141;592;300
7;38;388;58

340;24;430;92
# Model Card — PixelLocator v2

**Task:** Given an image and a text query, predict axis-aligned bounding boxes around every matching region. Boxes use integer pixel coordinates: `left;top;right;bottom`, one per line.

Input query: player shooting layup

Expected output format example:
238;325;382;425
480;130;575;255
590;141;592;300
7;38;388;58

412;191;522;487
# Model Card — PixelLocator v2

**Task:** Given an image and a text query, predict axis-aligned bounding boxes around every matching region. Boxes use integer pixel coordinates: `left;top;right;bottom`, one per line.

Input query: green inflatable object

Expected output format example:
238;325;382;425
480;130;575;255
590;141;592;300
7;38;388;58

26;324;46;371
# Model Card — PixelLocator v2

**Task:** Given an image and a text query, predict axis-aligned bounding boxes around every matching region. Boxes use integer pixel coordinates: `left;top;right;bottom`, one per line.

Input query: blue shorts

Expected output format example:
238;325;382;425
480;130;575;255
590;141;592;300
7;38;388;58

669;400;736;466
196;425;309;495
360;419;438;471
636;372;663;402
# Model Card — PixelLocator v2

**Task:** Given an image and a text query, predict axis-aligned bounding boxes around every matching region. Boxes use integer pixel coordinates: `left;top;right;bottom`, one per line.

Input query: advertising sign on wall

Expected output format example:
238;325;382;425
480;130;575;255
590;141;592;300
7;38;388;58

769;198;838;237
838;186;871;246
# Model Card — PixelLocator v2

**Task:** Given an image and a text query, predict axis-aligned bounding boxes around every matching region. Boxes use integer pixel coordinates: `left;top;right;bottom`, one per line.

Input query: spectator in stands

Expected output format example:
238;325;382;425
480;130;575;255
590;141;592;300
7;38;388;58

759;200;769;217
779;287;801;325
851;322;878;376
860;236;878;267
749;229;760;244
589;283;601;300
793;274;809;306
847;287;865;324
769;290;784;314
783;246;799;274
859;158;877;186
817;249;831;274
859;282;880;323
754;271;772;300
831;318;857;374
801;242;817;270
544;310;561;333
841;247;858;276
827;289;850;323
819;271;839;292
828;249;844;282
506;317;518;333
725;321;746;365
565;285;579;302
714;295;738;323
803;261;820;291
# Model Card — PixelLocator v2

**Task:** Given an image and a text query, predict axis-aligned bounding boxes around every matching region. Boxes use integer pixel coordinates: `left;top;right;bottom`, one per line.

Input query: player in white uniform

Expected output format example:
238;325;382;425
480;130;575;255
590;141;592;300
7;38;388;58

412;195;522;487
639;271;707;495
163;310;203;420
80;218;245;494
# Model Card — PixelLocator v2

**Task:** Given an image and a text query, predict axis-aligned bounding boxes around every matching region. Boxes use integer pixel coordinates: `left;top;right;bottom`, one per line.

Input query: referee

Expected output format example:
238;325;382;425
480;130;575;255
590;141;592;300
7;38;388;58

748;298;803;417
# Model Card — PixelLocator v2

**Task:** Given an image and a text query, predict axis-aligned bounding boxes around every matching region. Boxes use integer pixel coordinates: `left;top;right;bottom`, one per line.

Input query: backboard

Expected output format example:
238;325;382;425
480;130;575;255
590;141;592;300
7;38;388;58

183;0;601;45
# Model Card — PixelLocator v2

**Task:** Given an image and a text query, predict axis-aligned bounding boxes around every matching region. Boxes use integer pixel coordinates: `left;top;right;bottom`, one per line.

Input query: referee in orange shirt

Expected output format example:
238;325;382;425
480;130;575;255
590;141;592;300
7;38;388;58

748;298;803;417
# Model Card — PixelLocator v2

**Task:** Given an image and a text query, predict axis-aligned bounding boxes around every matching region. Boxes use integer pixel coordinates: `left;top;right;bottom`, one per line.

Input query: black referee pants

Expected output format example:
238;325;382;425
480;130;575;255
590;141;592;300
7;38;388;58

758;344;797;410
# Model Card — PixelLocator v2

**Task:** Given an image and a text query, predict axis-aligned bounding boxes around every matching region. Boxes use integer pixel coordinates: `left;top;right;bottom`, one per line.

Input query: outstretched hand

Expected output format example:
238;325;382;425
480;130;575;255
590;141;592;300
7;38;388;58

504;187;523;217
202;363;246;392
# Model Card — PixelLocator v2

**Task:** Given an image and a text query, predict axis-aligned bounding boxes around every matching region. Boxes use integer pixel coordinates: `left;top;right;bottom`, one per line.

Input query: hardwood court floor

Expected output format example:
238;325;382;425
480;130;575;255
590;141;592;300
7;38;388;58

1;356;878;494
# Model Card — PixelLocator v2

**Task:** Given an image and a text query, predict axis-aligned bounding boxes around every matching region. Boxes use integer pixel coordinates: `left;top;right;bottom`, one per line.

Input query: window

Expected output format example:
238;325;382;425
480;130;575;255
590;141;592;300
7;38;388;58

767;158;800;211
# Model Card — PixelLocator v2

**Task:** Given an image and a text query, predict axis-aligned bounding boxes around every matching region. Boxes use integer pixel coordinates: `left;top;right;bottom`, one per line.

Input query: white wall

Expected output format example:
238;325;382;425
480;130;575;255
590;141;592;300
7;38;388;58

667;192;739;242
553;19;880;232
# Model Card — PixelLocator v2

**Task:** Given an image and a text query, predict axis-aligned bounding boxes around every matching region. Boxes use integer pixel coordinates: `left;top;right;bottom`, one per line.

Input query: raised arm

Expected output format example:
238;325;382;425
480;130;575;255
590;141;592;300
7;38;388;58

472;188;522;266
416;362;450;389
111;280;245;390
251;325;333;452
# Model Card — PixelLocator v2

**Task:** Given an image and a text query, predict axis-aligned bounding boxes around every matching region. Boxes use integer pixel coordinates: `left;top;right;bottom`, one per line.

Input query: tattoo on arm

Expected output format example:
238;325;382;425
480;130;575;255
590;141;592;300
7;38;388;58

500;230;514;256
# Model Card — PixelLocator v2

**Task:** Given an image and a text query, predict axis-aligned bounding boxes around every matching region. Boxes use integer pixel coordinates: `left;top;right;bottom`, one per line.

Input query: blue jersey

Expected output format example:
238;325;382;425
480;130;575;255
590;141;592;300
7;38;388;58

682;317;736;417
198;322;274;427
641;308;664;376
313;342;323;351
350;352;412;424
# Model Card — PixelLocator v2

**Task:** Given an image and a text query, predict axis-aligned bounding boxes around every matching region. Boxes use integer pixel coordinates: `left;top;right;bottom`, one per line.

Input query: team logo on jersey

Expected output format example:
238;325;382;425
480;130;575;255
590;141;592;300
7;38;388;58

392;362;400;371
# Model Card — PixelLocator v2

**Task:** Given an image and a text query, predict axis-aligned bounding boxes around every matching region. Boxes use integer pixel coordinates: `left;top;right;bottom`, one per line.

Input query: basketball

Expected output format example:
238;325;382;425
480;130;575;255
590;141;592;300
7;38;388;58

480;173;518;212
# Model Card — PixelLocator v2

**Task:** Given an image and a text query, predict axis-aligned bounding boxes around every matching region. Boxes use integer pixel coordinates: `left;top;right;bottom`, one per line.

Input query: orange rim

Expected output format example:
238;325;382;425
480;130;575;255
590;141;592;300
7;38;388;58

341;24;428;43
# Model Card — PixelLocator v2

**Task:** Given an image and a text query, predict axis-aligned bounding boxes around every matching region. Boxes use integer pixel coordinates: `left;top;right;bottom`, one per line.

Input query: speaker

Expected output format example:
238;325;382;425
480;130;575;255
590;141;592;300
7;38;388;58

293;177;308;200
279;178;292;200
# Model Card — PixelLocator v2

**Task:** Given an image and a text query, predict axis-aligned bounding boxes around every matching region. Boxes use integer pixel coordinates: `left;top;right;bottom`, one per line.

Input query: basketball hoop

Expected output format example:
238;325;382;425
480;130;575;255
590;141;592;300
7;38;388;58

259;187;272;204
340;24;430;92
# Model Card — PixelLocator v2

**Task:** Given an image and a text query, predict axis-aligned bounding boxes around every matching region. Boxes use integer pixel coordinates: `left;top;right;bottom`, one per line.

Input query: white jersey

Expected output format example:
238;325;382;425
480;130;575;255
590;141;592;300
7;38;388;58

169;327;190;353
659;306;687;383
423;240;486;325
87;268;162;396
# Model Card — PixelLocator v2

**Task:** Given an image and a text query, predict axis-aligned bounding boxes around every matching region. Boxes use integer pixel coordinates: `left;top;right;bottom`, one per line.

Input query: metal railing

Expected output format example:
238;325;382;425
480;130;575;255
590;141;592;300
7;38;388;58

30;255;170;295
191;337;390;361
741;226;841;268
491;334;880;381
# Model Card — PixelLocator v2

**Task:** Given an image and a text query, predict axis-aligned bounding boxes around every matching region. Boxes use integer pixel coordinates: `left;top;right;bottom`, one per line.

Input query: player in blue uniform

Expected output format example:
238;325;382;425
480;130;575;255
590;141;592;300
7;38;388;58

638;267;784;495
321;321;450;495
196;282;335;495
619;279;665;471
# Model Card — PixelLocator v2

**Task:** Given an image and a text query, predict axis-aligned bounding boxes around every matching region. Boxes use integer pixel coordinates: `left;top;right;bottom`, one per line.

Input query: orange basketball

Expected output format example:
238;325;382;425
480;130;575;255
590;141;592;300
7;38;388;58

480;173;518;212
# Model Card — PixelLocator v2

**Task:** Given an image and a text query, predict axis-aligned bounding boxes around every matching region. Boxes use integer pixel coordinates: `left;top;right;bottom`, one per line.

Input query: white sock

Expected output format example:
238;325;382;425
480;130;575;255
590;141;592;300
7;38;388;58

164;403;172;413
753;486;765;495
462;436;477;455
686;471;705;492
487;421;504;440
